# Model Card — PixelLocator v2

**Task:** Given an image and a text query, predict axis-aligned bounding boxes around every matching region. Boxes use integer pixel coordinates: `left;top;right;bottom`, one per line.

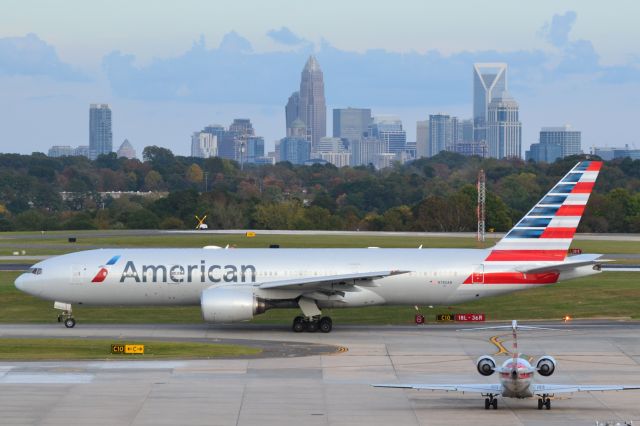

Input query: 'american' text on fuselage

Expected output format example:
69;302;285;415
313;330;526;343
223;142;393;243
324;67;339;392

119;261;257;283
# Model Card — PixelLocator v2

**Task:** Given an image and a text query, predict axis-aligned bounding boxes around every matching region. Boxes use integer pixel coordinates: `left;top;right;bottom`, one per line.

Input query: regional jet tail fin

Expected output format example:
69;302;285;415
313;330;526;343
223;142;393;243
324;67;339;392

486;161;602;263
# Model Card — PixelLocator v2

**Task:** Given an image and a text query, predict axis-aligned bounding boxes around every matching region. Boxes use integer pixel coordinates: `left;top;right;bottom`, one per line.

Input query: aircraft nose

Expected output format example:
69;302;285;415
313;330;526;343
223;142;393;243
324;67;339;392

14;274;27;291
14;273;35;295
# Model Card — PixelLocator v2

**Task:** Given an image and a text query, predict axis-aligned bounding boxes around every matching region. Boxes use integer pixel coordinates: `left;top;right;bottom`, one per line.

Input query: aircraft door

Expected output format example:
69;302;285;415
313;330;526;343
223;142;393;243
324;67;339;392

71;265;87;285
471;265;484;284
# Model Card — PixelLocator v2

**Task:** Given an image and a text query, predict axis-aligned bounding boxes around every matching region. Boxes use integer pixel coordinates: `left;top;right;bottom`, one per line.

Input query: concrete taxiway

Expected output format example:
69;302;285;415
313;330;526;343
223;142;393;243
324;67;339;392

1;321;639;426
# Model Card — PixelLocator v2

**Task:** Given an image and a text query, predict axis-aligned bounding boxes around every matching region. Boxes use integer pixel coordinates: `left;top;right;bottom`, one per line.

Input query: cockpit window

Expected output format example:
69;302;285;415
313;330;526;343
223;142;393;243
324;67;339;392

29;268;43;275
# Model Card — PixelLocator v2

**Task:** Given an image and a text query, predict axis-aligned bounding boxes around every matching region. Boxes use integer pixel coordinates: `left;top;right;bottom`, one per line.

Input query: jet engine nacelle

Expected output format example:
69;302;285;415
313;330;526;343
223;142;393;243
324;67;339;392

476;356;496;376
536;356;556;377
201;287;268;323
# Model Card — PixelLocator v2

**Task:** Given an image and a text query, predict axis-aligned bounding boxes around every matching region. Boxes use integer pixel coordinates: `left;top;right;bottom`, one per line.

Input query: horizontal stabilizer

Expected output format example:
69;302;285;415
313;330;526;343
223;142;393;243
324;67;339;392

532;384;640;394
373;383;502;393
517;254;604;274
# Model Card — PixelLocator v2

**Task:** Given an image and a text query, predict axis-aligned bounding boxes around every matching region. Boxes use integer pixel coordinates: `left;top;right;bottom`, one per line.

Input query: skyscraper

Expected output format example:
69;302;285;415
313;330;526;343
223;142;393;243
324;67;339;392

285;92;300;135
369;116;406;155
428;114;454;157
416;120;429;158
279;137;311;164
89;104;112;160
191;132;217;158
333;108;372;144
487;91;522;159
473;63;507;142
298;56;326;149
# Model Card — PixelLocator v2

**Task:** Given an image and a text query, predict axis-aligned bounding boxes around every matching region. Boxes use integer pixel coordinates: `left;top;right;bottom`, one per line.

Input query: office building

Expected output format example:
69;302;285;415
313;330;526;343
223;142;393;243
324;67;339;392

298;56;326;148
539;126;582;158
369;116;406;155
473;63;507;142
89;103;112;160
526;142;562;163
244;136;265;164
73;146;89;157
279;137;311;164
416;120;429;158
487;91;522;159
428;114;454;157
333;108;372;143
313;137;350;167
48;146;73;157
461;119;474;143
116;139;136;159
191;132;217;158
592;145;640;161
350;137;388;166
285;92;300;135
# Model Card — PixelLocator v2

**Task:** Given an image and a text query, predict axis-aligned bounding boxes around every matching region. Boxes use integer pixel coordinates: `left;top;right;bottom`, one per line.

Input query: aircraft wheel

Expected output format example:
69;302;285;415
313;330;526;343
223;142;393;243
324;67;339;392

305;320;319;332
545;399;551;410
64;318;76;328
292;316;305;333
492;399;498;409
484;398;490;410
319;317;332;333
538;399;543;410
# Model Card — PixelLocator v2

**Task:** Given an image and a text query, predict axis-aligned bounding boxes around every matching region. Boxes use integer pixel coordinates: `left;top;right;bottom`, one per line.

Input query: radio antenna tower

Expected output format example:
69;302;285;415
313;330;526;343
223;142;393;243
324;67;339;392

477;169;486;243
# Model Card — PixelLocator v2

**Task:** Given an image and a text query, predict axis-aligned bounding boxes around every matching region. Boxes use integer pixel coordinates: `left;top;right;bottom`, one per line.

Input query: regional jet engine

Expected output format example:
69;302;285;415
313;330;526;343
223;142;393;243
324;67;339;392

476;356;496;376
201;287;269;323
536;356;556;377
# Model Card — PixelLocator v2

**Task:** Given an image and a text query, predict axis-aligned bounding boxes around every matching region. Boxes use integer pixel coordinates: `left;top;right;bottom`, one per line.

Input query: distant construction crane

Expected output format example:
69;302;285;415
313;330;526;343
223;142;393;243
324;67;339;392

477;169;486;243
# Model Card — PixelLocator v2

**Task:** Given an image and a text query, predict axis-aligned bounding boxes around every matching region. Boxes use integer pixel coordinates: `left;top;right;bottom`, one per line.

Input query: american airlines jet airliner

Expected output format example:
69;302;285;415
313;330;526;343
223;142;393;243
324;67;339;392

15;161;605;333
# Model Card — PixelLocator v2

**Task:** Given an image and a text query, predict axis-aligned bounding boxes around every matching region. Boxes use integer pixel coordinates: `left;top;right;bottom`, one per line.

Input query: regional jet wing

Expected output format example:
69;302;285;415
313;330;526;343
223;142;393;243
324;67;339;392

259;270;408;291
517;254;605;274
373;383;502;393
532;384;640;394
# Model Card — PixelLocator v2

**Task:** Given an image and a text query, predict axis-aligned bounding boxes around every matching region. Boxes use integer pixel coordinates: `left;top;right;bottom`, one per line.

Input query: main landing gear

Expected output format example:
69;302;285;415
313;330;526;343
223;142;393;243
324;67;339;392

537;395;551;410
484;394;498;409
292;297;333;333
292;316;332;333
54;301;76;328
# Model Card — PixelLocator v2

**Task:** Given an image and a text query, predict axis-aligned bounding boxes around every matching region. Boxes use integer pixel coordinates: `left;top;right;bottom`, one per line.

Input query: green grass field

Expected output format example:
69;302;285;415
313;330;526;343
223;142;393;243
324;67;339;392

0;230;638;324
2;231;639;255
0;338;260;360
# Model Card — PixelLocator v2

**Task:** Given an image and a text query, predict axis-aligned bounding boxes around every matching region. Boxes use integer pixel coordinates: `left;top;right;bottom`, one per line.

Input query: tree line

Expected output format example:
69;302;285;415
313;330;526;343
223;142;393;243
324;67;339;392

0;147;638;233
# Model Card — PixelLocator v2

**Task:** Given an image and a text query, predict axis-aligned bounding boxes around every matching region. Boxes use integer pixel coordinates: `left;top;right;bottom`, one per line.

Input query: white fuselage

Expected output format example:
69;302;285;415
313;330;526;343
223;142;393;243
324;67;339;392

498;358;535;398
15;247;600;309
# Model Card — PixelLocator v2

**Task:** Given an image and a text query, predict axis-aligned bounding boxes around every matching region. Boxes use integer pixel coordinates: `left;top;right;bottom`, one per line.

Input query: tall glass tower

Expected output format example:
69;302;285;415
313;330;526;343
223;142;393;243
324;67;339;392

487;91;521;159
473;63;507;142
298;56;326;149
89;104;112;160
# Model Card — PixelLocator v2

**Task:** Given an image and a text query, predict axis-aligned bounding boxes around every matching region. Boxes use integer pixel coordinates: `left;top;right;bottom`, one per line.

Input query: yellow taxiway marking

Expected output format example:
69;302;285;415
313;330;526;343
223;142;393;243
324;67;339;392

490;335;510;355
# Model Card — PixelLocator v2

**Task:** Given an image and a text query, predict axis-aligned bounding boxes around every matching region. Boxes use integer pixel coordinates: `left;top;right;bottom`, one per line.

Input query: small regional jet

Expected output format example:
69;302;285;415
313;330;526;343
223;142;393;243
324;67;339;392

15;161;611;332
373;320;640;409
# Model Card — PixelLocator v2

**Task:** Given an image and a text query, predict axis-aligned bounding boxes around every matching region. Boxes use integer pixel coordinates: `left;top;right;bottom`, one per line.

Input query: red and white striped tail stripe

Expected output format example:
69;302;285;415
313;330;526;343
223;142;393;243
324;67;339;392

486;161;602;262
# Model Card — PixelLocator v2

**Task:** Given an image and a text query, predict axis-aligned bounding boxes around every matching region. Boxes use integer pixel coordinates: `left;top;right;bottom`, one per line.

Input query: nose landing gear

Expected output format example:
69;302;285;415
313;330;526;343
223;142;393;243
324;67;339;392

54;301;76;328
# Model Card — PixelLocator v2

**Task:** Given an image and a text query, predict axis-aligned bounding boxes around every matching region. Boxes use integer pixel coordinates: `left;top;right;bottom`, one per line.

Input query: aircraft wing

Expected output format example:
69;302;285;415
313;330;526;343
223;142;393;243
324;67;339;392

373;383;502;393
532;384;640;394
258;270;408;291
518;254;604;274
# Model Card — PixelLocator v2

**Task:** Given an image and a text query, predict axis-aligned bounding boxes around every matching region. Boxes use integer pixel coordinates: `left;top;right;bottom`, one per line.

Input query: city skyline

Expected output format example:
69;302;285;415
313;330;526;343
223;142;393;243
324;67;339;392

1;3;639;155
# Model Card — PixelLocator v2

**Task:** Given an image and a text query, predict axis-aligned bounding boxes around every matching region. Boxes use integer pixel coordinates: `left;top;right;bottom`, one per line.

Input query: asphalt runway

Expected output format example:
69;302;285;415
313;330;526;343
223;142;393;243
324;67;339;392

1;321;639;425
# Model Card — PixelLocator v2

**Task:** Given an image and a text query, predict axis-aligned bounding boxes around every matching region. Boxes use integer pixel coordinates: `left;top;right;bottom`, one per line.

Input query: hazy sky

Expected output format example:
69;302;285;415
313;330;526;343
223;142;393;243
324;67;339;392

1;0;639;156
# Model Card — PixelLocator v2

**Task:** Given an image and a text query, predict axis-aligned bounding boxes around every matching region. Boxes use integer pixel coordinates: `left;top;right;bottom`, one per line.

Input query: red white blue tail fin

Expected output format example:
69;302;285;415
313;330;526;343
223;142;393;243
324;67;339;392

486;161;602;262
